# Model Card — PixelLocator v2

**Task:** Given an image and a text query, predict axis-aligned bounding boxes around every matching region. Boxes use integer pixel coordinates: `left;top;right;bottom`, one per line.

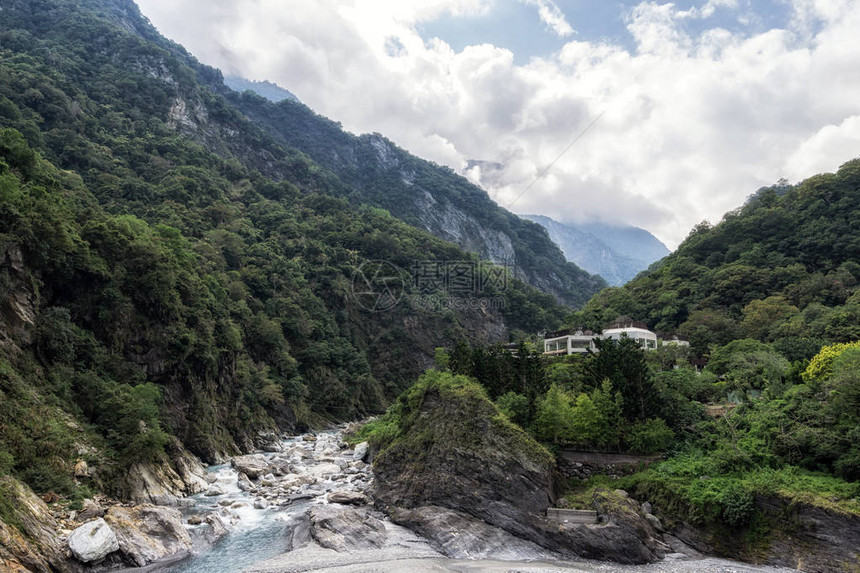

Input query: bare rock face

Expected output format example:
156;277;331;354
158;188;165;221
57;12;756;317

0;475;78;572
388;505;555;560
68;518;119;563
104;505;192;567
309;505;387;552
125;440;209;505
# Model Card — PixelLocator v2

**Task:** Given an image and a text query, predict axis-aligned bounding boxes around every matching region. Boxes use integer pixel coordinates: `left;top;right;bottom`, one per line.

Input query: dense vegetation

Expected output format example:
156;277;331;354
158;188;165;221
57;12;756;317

0;0;575;499
227;89;606;307
571;162;860;355
545;165;860;554
435;339;697;455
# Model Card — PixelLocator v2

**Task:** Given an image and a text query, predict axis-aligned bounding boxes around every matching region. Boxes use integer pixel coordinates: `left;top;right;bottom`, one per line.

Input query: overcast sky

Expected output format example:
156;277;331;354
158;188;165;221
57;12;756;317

136;0;860;249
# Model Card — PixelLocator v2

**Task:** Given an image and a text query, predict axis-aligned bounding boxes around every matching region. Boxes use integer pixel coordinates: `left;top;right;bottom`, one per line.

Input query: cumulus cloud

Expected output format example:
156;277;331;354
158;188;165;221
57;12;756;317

136;0;860;248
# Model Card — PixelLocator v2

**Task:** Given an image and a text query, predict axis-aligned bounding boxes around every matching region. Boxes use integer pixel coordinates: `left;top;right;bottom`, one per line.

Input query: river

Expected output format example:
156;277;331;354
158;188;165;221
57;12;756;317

142;428;797;573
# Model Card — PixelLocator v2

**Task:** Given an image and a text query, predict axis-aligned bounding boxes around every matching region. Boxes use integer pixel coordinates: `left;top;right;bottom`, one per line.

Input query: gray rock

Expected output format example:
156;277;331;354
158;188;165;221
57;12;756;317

68;518;119;563
642;501;653;515
187;515;203;525
309;505;386;552
645;513;664;532
326;490;369;505
77;498;105;521
237;472;254;492
389;505;555;560
254;498;270;509
287;446;311;460
231;454;270;480
352;441;369;461
104;505;192;567
204;514;230;544
204;483;225;496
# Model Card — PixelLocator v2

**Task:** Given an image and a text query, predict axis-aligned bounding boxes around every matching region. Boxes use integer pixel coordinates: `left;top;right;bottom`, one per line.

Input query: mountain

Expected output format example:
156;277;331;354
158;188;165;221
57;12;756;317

576;222;670;266
220;92;607;308
522;215;668;286
223;76;299;103
570;161;860;352
0;0;581;502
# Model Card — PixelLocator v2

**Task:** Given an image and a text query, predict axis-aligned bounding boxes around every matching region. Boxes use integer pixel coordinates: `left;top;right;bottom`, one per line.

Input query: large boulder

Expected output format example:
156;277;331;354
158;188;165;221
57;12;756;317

231;454;270;480
104;505;192;567
309;505;387;551
371;372;663;564
68;518;119;563
352;441;369;461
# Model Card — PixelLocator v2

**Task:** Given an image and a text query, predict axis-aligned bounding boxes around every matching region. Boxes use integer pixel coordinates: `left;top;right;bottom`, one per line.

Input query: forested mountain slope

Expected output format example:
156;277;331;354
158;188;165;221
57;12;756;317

571;163;860;353
0;0;571;500
223;87;607;308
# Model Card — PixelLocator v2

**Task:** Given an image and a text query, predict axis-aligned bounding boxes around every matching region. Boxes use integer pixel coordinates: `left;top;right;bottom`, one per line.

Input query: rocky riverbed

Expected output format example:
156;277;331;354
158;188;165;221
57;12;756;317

41;425;800;573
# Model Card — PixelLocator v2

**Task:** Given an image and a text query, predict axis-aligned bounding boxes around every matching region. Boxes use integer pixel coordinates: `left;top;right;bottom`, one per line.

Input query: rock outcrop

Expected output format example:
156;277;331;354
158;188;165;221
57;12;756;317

371;372;664;564
104;504;192;567
309;505;387;552
124;439;210;505
671;493;860;573
0;476;79;573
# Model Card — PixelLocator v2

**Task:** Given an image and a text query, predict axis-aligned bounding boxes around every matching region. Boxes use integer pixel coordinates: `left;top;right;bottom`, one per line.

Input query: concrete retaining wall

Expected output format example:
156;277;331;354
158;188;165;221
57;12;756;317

558;451;660;481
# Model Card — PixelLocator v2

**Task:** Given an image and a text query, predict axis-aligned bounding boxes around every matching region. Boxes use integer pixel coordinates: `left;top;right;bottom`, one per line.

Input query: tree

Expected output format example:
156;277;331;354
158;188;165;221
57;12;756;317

585;337;659;422
533;383;574;444
740;296;798;341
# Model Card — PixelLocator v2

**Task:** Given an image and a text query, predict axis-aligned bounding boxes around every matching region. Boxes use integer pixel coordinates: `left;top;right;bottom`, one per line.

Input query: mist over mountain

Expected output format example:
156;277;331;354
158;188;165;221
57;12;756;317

522;215;669;286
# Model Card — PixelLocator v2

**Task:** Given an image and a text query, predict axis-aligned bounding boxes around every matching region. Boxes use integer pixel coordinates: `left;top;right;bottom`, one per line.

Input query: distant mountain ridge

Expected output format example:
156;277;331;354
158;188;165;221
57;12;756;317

522;215;670;286
224;76;299;103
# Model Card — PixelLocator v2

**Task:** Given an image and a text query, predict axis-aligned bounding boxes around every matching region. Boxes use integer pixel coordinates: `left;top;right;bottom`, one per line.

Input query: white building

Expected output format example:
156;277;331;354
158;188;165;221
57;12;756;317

602;319;658;350
543;319;673;355
543;329;599;355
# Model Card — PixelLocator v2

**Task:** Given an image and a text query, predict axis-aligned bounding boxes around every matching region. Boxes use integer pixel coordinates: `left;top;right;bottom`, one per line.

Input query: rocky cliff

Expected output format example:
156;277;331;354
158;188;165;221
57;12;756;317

369;371;666;563
669;494;860;572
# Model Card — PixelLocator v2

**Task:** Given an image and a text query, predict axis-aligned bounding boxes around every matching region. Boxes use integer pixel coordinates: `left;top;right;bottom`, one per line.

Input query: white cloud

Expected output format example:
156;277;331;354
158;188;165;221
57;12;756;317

520;0;576;37
136;0;860;249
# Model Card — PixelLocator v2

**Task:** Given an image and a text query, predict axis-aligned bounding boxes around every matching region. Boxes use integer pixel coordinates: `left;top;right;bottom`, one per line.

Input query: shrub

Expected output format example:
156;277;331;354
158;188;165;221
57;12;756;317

626;418;674;454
